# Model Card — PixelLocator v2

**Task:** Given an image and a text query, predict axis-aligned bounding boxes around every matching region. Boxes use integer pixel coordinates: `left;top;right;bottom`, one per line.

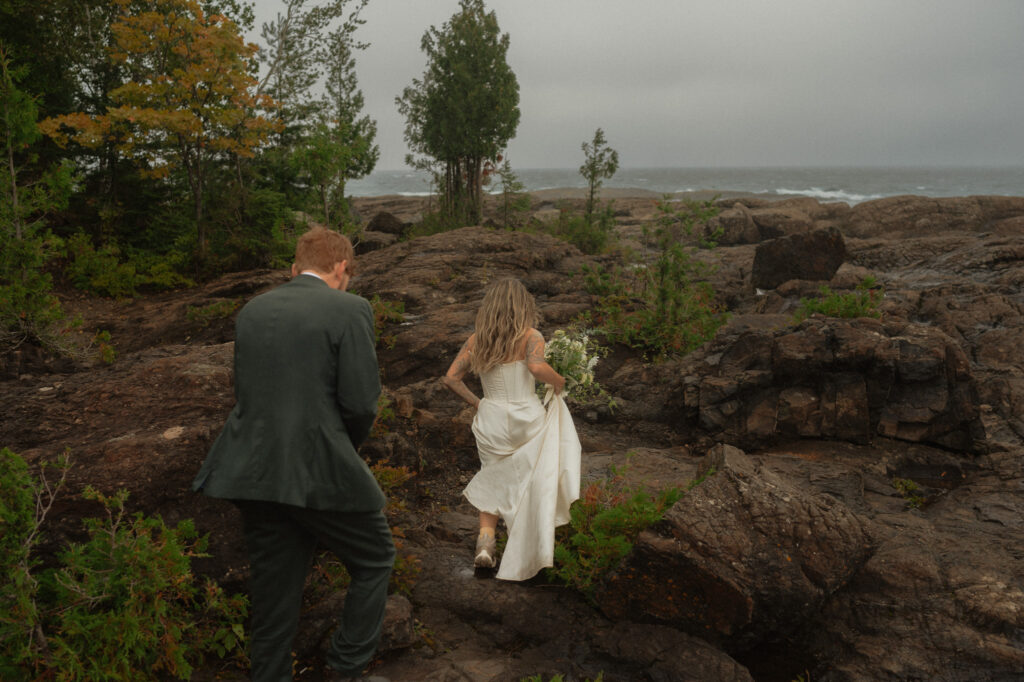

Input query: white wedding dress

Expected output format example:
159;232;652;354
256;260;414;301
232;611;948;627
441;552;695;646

463;361;582;581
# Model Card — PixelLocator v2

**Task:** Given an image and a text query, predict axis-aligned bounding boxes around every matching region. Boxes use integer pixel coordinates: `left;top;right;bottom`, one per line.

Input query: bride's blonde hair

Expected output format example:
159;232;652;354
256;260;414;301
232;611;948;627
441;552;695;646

470;278;537;374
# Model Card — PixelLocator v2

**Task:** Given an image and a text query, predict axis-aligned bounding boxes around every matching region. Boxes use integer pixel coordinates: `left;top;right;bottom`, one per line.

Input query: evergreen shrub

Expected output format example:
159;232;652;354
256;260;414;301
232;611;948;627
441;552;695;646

0;230;68;352
548;459;690;600
579;197;727;358
0;448;248;681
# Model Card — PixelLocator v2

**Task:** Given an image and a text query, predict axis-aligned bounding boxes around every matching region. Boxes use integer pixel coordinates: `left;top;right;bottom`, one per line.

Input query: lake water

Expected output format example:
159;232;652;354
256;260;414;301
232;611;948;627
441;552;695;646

347;166;1024;205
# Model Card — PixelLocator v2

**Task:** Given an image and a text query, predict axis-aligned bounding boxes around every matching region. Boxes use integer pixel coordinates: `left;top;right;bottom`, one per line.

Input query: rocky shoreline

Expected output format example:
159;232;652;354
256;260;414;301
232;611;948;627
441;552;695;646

2;191;1023;681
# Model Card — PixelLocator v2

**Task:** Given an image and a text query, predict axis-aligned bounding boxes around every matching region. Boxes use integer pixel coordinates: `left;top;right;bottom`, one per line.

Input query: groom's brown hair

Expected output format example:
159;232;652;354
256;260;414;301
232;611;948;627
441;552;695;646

294;226;356;275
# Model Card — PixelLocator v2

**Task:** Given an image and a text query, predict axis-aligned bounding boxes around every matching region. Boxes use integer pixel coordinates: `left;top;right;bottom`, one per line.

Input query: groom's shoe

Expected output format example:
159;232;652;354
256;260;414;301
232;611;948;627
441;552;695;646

474;532;497;568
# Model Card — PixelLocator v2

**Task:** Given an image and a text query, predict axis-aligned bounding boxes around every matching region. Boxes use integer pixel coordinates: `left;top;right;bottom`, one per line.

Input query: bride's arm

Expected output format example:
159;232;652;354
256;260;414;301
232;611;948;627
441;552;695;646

442;334;481;408
524;329;566;394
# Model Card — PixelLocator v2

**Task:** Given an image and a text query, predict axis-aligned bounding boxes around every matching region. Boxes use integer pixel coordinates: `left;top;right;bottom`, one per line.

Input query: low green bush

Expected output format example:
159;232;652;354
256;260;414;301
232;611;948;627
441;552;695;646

549;459;691;600
548;458;716;602
65;233;138;298
92;329;116;364
366;294;405;349
552;203;616;254
186;299;241;328
793;276;883;321
404;209;461;239
65;234;195;298
0;448;247;681
892;477;925;509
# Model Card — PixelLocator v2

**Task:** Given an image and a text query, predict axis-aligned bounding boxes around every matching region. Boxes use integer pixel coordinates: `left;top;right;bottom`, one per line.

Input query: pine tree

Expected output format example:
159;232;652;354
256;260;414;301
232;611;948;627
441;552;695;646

397;0;520;226
580;128;619;227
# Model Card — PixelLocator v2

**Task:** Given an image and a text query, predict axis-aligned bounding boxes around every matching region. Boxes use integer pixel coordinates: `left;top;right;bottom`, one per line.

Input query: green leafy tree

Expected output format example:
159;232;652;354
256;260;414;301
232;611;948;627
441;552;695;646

290;1;378;229
291;120;366;229
258;0;357;140
397;0;520;226
317;7;378;220
40;0;278;258
257;0;376;228
580;127;619;227
0;0;95;123
1;43;37;242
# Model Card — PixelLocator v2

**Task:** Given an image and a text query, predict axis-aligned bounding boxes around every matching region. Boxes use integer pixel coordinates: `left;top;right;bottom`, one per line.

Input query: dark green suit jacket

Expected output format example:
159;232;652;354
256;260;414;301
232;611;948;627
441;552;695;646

193;274;385;511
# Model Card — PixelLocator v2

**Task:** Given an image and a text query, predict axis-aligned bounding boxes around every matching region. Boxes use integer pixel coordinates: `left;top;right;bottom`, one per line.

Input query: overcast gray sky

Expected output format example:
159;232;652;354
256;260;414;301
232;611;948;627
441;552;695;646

250;0;1024;170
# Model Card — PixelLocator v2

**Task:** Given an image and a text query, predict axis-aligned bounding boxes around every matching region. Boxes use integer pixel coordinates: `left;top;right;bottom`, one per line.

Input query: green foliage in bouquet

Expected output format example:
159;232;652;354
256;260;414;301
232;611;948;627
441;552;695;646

537;328;611;407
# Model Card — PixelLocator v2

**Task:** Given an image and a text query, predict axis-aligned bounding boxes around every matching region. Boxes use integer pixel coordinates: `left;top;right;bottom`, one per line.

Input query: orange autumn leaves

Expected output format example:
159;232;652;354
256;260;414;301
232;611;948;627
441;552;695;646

42;0;277;167
39;0;279;253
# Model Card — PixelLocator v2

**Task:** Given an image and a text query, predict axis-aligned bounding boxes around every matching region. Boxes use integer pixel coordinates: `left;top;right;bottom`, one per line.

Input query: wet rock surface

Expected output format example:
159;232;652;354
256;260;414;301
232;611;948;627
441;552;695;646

2;191;1023;681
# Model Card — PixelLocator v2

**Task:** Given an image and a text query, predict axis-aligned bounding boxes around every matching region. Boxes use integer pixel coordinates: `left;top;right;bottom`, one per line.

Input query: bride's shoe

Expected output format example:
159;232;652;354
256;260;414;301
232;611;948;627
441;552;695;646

474;531;497;568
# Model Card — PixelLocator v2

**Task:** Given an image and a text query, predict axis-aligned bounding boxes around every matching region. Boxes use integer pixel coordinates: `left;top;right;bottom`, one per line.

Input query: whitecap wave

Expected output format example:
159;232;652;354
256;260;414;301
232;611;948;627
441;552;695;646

774;186;881;205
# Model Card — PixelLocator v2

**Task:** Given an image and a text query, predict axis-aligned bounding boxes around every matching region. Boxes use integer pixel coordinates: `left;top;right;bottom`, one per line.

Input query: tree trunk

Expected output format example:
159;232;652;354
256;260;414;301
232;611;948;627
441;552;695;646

5;137;20;240
234;153;248;215
3;96;22;240
585;180;597;227
184;146;206;259
466;156;482;225
337;179;348;227
321;185;331;228
194;187;204;256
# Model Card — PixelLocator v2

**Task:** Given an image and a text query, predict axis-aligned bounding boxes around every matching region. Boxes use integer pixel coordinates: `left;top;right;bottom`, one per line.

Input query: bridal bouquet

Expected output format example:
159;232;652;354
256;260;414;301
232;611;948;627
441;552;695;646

539;328;607;405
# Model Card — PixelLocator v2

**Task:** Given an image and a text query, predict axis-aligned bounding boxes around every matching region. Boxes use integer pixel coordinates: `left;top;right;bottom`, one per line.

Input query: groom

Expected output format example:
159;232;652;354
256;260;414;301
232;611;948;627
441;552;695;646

193;227;394;682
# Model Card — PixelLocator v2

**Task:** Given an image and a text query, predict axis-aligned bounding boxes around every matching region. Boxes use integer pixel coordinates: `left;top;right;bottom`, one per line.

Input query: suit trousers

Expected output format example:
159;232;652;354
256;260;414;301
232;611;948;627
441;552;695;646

235;500;395;682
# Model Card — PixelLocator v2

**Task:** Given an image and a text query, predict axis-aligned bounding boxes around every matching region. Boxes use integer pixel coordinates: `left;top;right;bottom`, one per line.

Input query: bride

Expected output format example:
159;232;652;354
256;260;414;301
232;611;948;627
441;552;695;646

443;278;581;581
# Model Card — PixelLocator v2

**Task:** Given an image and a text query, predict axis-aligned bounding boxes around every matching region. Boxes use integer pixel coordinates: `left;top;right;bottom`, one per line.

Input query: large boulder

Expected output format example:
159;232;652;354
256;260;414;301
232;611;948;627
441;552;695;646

748;205;814;238
751;226;846;289
395;523;754;681
366;210;409;236
707;202;761;245
801;449;1024;681
597;445;872;651
840;195;1024;239
672;315;986;451
354;230;398;254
